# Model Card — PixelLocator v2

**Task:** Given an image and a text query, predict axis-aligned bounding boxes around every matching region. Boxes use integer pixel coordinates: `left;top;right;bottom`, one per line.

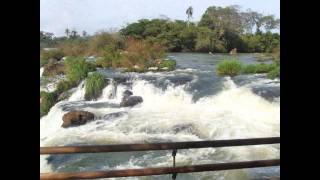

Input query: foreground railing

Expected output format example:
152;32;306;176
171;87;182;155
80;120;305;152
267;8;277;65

40;137;280;180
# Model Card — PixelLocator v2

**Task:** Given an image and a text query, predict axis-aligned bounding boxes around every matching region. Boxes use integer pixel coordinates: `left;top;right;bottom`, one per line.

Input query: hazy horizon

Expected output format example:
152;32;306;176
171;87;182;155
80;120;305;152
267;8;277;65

41;0;280;37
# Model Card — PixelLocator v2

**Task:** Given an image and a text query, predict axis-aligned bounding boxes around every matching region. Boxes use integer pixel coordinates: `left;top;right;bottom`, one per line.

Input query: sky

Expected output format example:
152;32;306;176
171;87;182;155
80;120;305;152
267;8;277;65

41;0;280;37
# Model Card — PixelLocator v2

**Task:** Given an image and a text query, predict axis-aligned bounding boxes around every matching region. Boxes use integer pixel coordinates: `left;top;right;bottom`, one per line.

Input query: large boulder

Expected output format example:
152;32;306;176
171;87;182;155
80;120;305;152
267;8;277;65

62;111;95;128
120;96;143;107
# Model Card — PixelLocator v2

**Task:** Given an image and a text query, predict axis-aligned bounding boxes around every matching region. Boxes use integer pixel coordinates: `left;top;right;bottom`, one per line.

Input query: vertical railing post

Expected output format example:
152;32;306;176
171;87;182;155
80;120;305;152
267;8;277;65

172;149;177;180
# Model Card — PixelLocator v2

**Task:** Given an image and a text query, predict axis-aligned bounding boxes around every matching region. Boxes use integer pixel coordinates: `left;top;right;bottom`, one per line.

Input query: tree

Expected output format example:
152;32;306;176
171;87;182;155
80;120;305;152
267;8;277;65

245;10;280;33
82;31;88;37
186;6;193;26
65;28;70;38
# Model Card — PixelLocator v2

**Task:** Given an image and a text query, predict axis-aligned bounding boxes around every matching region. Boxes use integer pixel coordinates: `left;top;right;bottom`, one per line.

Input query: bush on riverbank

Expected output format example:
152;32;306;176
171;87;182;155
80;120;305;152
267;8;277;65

216;58;280;78
159;59;176;71
40;91;57;117
55;80;75;95
40;49;64;61
242;63;277;74
42;60;65;77
96;44;123;68
267;66;280;79
65;57;96;84
216;59;242;77
84;72;106;100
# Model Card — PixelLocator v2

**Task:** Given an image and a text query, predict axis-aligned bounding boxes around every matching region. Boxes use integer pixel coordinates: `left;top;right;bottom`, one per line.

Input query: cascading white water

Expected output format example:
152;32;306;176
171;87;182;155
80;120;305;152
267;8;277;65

40;67;44;77
68;81;85;101
40;76;280;179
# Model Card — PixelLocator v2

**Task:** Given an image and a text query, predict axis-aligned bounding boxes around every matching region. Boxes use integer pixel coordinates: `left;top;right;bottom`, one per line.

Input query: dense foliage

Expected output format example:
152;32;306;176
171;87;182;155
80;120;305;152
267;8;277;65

40;5;279;55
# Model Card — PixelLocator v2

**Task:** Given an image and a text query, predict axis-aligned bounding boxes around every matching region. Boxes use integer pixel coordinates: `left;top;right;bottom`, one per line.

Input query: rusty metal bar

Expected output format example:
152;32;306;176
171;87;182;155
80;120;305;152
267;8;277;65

40;159;280;180
172;149;177;180
41;137;280;154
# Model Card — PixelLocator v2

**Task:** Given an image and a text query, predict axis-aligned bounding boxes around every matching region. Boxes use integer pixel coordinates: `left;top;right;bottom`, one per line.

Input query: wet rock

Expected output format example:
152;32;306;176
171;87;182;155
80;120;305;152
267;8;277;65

172;123;196;134
123;90;133;96
120;96;143;107
62;111;95;128
103;111;127;120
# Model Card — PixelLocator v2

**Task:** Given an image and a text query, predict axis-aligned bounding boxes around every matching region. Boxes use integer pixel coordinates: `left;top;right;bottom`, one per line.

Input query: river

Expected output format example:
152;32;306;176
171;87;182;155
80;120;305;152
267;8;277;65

40;53;280;180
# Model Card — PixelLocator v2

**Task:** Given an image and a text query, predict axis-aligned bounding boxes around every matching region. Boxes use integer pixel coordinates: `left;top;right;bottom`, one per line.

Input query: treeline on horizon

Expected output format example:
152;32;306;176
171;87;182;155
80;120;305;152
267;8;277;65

40;5;280;55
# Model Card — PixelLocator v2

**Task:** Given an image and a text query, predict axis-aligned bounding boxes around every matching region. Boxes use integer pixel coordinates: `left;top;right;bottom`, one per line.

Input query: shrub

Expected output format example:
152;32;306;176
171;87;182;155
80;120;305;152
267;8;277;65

84;72;106;100
121;38;165;71
57;39;88;56
55;80;75;94
216;59;242;77
87;32;124;56
65;57;96;84
40;49;64;61
159;59;176;71
242;64;257;74
96;44;123;68
42;60;65;77
40;91;57;117
254;63;277;73
267;66;280;79
40;58;49;67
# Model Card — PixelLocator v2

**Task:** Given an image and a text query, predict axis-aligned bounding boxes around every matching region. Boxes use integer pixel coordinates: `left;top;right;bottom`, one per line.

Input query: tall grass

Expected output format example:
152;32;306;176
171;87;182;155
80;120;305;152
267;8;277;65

65;57;96;84
216;59;242;77
267;66;280;79
84;72;106;100
40;91;57;117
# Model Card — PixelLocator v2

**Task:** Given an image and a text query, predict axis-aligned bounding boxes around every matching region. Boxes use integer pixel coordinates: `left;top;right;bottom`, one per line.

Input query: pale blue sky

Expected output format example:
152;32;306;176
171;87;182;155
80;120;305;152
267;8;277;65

41;0;280;37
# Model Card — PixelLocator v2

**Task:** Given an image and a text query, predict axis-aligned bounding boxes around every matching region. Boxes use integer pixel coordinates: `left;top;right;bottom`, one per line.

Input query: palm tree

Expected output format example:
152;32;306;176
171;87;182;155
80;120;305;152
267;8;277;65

186;6;193;26
65;28;70;38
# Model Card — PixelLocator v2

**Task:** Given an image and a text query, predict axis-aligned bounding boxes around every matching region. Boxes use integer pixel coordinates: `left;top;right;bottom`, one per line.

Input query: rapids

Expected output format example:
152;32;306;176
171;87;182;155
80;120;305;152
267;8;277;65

40;53;280;180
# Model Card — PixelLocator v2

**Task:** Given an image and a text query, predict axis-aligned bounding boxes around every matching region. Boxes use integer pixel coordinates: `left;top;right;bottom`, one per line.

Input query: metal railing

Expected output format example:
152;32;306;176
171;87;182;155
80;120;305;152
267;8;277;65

40;137;280;180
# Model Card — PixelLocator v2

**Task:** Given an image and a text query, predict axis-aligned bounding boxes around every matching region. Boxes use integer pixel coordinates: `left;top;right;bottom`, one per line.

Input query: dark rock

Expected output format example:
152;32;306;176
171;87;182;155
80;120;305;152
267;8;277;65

120;96;143;107
123;90;133;97
172;123;196;134
103;111;127;120
62;111;95;128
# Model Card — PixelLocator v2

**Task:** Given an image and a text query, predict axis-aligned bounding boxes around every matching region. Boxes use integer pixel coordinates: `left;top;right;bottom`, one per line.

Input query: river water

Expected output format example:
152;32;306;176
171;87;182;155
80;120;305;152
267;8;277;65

40;53;280;180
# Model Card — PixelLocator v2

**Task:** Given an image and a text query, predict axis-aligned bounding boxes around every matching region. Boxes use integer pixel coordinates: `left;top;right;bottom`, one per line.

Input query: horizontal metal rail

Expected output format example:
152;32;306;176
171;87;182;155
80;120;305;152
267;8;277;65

40;159;280;180
41;137;280;154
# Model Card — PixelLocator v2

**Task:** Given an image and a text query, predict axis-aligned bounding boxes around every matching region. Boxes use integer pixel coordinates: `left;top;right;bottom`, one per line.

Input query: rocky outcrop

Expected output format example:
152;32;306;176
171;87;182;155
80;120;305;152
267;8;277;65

120;90;143;107
120;96;143;107
62;111;95;128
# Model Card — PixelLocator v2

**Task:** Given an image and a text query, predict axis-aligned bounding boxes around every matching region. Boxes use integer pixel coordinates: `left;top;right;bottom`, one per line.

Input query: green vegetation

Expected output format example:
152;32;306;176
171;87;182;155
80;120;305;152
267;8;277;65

65;57;96;84
217;59;280;79
84;73;106;100
253;63;277;73
42;60;65;77
267;66;280;79
40;49;64;61
159;59;176;71
40;5;280;56
56;80;75;94
40;91;57;117
216;59;242;77
96;44;123;68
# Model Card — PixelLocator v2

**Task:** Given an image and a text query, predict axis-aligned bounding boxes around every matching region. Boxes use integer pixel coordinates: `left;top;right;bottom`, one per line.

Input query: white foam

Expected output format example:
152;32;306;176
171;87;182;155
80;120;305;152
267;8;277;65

40;77;280;176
